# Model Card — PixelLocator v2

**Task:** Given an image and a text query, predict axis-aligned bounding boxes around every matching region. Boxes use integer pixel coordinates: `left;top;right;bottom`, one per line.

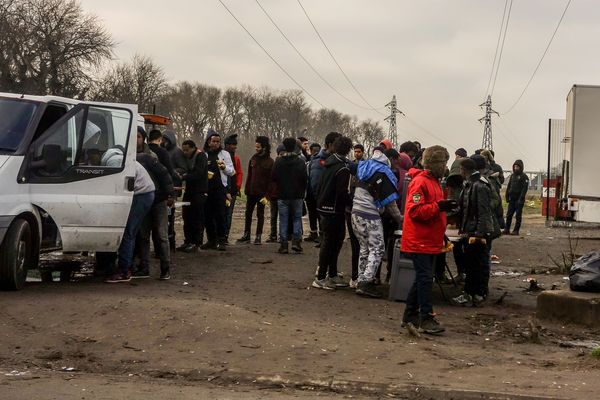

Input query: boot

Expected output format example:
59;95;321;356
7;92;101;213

291;239;303;253
266;234;278;243
237;232;251;243
278;242;289;254
216;239;227;251
254;234;262;245
305;231;318;242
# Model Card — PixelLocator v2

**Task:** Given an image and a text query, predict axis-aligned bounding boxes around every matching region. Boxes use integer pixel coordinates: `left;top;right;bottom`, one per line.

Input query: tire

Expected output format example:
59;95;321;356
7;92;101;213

0;219;33;290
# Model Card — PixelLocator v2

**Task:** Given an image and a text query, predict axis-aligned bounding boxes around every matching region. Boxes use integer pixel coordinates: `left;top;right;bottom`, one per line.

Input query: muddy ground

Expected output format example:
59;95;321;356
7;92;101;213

1;209;600;399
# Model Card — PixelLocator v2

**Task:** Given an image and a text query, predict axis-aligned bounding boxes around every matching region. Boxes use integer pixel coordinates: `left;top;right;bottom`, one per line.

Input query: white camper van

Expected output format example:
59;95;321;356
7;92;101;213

0;93;140;290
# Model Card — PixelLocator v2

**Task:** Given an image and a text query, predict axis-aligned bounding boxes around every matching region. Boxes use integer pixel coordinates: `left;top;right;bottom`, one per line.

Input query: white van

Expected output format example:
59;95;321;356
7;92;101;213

0;93;139;290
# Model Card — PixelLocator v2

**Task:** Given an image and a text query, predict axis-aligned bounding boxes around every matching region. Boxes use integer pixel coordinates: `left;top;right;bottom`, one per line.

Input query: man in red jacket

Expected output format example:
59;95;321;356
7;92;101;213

401;145;455;334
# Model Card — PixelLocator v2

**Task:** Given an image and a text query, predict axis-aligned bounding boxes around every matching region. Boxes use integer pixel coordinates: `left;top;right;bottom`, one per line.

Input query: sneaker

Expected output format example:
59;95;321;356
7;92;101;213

472;294;486;307
453;273;466;283
355;281;382;298
349;279;358;289
418;315;445;334
312;278;336;290
254;235;262;245
216;241;226;251
291;240;303;253
176;243;190;251
159;271;171;280
510;231;520;236
237;234;251;243
502;229;510;235
329;275;348;287
132;269;150;279
181;243;197;253
200;242;217;250
452;292;473;306
401;313;419;328
105;273;131;283
265;235;278;243
304;231;318;242
277;243;289;254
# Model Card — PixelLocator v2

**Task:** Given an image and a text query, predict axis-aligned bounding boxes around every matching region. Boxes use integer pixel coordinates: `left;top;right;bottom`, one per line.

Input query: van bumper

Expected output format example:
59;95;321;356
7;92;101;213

0;216;14;245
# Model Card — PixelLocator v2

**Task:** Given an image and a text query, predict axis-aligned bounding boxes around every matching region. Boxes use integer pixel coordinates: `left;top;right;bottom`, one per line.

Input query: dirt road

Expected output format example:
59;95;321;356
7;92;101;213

1;214;599;399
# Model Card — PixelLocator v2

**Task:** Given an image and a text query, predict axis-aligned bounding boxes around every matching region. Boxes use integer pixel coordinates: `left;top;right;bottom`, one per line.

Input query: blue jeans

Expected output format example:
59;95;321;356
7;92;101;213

278;199;303;243
118;192;154;275
404;253;435;318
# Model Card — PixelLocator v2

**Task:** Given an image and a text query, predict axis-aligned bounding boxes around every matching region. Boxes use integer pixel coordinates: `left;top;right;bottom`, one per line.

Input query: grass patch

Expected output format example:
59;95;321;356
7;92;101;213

591;348;600;359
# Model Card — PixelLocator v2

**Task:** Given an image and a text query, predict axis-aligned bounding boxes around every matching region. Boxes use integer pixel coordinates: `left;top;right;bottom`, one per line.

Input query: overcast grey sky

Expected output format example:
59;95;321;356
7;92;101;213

80;0;600;170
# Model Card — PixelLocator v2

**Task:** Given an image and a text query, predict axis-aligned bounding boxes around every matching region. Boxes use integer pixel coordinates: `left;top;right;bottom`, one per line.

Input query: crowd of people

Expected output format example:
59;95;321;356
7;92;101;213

103;126;531;335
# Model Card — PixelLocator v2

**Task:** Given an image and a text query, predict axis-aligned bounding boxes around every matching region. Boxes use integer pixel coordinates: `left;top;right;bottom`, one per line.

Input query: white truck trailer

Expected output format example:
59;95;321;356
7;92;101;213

564;84;600;223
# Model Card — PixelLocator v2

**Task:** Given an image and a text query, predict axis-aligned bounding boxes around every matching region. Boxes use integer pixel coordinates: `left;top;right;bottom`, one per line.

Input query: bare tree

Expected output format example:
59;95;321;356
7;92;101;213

91;54;167;113
158;81;221;143
0;0;113;97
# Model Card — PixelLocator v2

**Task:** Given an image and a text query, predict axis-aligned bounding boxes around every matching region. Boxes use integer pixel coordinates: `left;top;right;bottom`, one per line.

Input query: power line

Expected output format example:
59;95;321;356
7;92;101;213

502;0;572;115
490;0;513;96
296;0;386;116
254;0;377;113
217;0;325;108
485;0;509;97
401;115;454;149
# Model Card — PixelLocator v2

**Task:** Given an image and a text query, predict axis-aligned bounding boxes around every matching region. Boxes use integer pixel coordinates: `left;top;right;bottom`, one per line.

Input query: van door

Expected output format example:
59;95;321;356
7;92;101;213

20;103;138;252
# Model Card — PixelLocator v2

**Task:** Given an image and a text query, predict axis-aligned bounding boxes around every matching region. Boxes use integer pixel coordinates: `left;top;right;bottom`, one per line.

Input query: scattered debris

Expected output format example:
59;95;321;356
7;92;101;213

183;281;189;286
526;279;544;292
558;340;600;349
492;271;523;277
61;367;77;372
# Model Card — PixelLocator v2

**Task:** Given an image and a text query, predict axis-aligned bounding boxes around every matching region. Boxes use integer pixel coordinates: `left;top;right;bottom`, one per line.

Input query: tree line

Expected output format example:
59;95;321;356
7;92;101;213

0;0;385;155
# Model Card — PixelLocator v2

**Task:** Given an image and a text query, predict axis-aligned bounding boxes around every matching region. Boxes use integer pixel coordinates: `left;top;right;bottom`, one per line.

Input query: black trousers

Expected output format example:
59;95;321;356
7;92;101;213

269;199;278;238
305;191;320;233
205;187;227;244
167;206;176;248
244;194;265;235
317;214;346;280
345;212;359;281
452;240;466;275
182;192;206;246
464;241;490;297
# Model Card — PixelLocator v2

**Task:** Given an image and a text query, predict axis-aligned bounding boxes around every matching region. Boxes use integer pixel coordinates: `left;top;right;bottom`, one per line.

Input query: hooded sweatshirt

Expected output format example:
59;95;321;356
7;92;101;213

308;148;330;195
162;129;188;175
101;147;124;167
316;153;351;215
506;159;529;203
351;151;402;224
272;152;307;200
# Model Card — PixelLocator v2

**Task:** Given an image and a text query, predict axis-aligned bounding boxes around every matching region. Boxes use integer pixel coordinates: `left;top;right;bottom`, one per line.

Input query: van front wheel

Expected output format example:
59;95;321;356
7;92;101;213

0;219;33;290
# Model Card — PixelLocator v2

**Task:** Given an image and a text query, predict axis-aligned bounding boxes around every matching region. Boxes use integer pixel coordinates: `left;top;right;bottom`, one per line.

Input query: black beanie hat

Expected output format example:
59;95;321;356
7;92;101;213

470;154;486;170
455;148;467;158
137;126;147;140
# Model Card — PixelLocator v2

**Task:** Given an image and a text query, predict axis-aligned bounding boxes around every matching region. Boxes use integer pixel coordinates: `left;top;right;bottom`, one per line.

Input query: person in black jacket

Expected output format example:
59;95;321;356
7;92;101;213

504;159;529;235
161;129;187;250
271;137;307;254
134;129;175;280
312;136;353;289
179;139;208;253
452;157;495;306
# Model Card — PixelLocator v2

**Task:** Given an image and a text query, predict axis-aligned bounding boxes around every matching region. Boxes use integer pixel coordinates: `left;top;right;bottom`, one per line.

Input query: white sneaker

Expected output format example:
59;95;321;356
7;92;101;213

349;279;358;289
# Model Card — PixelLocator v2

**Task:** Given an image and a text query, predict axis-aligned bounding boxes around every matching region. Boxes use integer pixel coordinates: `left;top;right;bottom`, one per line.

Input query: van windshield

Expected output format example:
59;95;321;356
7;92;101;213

0;98;38;154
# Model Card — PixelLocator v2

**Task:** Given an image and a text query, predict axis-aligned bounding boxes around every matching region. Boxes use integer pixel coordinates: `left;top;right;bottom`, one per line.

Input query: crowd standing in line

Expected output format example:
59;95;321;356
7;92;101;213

103;126;530;335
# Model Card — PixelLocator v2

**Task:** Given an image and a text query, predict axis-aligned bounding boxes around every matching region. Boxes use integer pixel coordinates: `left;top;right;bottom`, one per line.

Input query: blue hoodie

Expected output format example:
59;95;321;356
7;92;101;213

308;148;329;195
